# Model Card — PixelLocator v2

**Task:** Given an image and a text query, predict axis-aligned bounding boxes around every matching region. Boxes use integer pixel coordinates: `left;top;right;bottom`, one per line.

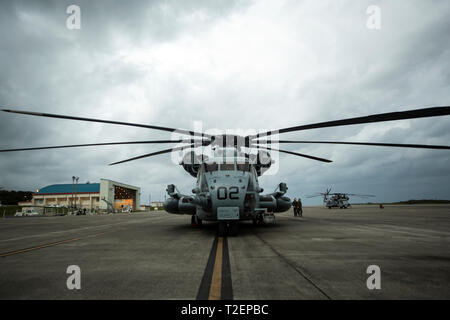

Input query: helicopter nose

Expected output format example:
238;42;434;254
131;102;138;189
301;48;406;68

206;175;249;212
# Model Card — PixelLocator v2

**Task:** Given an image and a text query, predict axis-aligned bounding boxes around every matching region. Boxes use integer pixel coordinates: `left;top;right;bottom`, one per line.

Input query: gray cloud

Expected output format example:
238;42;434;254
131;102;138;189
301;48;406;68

0;0;449;205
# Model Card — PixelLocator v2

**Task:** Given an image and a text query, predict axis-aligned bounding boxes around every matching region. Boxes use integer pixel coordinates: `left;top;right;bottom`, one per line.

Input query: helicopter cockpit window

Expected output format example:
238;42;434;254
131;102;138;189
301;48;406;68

236;163;250;171
220;164;235;171
205;163;218;172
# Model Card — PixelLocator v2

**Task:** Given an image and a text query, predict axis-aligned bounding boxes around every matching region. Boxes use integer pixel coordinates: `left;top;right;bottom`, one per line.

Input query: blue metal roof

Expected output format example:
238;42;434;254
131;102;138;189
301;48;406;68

35;183;100;194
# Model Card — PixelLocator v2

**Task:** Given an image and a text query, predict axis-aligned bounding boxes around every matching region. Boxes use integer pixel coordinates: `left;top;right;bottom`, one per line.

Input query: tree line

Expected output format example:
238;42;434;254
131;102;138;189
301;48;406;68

0;189;33;205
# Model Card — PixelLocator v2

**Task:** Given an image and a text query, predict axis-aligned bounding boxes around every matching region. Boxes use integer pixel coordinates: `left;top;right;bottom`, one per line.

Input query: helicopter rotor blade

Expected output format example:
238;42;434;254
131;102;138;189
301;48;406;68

306;194;324;198
345;193;375;197
248;106;450;139
255;140;450;150
0;139;211;152
109;144;197;166
251;145;332;163
1;109;211;138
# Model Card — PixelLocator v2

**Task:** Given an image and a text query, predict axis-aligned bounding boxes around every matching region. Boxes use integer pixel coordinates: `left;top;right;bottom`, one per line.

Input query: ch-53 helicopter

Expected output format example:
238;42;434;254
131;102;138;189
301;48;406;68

307;188;375;209
1;106;450;236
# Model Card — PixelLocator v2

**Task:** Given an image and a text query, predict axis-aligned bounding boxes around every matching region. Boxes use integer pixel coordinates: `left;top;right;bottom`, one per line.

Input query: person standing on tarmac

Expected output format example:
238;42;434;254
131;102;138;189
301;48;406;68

292;198;298;216
297;197;303;217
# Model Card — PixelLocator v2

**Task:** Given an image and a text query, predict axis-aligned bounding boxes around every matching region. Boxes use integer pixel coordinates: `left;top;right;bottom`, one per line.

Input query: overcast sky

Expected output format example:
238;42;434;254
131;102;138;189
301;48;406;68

0;0;449;205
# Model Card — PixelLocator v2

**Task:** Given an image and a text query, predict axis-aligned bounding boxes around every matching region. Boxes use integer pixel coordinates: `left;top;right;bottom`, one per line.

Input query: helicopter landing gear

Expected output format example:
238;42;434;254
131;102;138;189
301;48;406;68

252;212;275;225
191;215;202;226
217;221;238;236
229;222;238;237
252;212;264;225
218;222;227;237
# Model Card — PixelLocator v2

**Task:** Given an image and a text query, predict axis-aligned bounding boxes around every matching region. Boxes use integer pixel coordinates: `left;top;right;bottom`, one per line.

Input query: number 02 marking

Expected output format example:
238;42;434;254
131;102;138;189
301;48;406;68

229;186;239;199
217;186;239;200
217;187;227;200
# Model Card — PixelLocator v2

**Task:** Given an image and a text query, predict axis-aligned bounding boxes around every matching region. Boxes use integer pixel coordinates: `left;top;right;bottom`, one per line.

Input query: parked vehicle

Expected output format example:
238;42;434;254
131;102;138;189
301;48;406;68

24;209;41;216
15;207;44;217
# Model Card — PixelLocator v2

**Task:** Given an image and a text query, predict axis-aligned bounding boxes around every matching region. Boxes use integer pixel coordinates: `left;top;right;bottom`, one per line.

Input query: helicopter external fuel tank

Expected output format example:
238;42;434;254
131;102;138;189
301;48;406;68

164;196;197;215
258;194;291;212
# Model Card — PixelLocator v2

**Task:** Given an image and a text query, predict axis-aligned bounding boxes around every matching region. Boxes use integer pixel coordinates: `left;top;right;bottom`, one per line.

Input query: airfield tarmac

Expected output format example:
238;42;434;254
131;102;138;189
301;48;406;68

0;204;449;300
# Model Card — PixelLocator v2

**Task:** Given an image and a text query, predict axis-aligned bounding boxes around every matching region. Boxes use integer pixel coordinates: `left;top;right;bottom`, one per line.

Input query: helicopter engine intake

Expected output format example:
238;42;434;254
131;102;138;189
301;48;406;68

249;150;272;176
181;151;207;178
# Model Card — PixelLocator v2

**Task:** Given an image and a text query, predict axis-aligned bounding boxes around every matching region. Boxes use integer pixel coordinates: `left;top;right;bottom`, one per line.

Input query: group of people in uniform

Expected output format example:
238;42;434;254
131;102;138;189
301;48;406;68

292;198;303;217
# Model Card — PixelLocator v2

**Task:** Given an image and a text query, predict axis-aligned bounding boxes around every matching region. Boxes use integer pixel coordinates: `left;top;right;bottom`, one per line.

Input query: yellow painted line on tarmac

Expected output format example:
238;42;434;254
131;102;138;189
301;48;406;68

0;232;106;258
208;236;223;300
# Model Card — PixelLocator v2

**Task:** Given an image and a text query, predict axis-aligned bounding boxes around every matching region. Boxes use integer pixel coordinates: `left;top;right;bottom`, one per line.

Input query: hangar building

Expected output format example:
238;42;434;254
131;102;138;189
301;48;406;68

31;178;140;211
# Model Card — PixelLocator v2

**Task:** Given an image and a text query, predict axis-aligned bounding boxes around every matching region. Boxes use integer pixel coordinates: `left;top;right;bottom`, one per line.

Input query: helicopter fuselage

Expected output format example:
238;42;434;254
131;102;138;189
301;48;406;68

324;194;350;209
163;152;291;224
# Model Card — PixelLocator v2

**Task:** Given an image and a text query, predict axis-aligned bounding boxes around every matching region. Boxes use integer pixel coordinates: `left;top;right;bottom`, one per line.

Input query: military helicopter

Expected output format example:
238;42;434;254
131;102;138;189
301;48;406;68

164;146;291;236
307;188;375;209
1;106;450;236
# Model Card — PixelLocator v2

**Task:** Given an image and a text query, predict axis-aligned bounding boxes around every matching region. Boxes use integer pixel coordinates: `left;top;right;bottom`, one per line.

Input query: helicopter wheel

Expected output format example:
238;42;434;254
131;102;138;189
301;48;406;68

229;222;238;237
218;222;227;237
191;215;202;226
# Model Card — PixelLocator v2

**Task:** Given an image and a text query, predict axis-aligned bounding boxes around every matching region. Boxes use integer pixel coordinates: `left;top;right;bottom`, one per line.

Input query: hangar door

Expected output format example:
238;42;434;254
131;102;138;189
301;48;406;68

113;185;137;210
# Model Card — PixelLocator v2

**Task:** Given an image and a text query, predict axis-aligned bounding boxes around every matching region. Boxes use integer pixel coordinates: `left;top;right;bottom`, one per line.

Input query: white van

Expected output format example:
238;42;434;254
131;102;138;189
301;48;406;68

15;207;43;217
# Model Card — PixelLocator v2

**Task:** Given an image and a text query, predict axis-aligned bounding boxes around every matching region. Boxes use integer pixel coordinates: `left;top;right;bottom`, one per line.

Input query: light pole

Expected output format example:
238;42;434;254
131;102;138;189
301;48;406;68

72;176;75;212
75;177;79;210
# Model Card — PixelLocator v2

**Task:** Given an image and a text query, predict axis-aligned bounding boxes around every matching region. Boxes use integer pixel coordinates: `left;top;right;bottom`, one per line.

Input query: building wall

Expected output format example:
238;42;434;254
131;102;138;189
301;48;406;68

99;178;140;210
29;178;140;211
31;193;100;209
151;201;164;208
99;179;114;210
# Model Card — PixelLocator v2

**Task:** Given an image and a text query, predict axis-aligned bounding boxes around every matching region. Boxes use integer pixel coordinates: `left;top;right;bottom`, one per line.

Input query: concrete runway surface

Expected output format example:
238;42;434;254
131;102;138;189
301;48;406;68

0;204;449;300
